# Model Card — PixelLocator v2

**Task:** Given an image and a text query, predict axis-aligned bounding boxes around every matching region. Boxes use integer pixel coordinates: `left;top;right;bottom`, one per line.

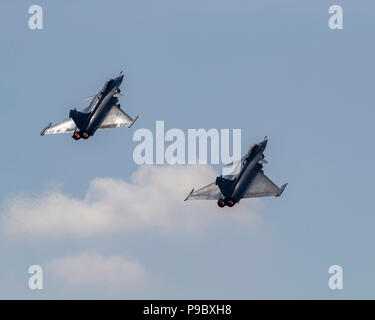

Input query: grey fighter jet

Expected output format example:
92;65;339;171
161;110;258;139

184;137;287;207
41;72;138;140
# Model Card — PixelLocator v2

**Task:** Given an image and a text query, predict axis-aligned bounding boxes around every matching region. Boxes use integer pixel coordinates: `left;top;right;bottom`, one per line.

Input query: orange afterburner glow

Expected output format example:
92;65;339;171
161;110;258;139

227;200;235;207
218;200;225;207
74;133;81;140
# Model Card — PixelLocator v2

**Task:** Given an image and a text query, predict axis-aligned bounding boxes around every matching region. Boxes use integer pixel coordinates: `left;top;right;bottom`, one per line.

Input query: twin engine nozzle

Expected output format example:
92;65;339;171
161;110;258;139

73;131;89;140
217;199;236;208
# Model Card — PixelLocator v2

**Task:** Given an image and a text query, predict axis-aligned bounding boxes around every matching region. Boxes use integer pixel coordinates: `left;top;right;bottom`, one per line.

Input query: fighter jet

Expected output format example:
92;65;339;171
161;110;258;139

184;137;287;207
41;72;138;140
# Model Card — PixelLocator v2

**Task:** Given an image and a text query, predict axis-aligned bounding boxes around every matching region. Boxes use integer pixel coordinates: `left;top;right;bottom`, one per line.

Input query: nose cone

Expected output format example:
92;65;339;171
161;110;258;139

116;75;124;85
260;138;268;150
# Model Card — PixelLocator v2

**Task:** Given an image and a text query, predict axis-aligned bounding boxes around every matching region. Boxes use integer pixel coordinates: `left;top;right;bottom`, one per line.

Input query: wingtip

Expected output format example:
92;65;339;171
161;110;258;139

184;189;194;201
128;115;139;128
276;183;288;197
40;122;52;136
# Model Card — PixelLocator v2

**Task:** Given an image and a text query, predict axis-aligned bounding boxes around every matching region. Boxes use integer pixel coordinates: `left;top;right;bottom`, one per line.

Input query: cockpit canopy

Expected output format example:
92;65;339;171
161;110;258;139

102;79;115;92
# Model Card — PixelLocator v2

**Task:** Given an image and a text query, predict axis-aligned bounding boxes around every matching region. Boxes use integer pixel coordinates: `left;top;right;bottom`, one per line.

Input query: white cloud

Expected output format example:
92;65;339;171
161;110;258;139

47;252;147;288
2;165;262;238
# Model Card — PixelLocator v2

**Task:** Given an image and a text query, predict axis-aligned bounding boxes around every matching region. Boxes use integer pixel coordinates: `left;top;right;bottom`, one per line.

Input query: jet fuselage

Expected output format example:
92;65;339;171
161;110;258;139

216;139;267;206
71;75;123;139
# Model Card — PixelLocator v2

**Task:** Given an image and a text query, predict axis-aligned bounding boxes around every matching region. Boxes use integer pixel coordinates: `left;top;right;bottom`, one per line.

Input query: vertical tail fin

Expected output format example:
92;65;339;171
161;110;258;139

69;109;90;130
215;176;235;198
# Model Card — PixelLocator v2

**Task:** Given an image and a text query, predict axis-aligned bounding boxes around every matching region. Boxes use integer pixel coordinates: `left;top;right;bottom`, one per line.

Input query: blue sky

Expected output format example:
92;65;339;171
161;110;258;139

0;0;374;299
